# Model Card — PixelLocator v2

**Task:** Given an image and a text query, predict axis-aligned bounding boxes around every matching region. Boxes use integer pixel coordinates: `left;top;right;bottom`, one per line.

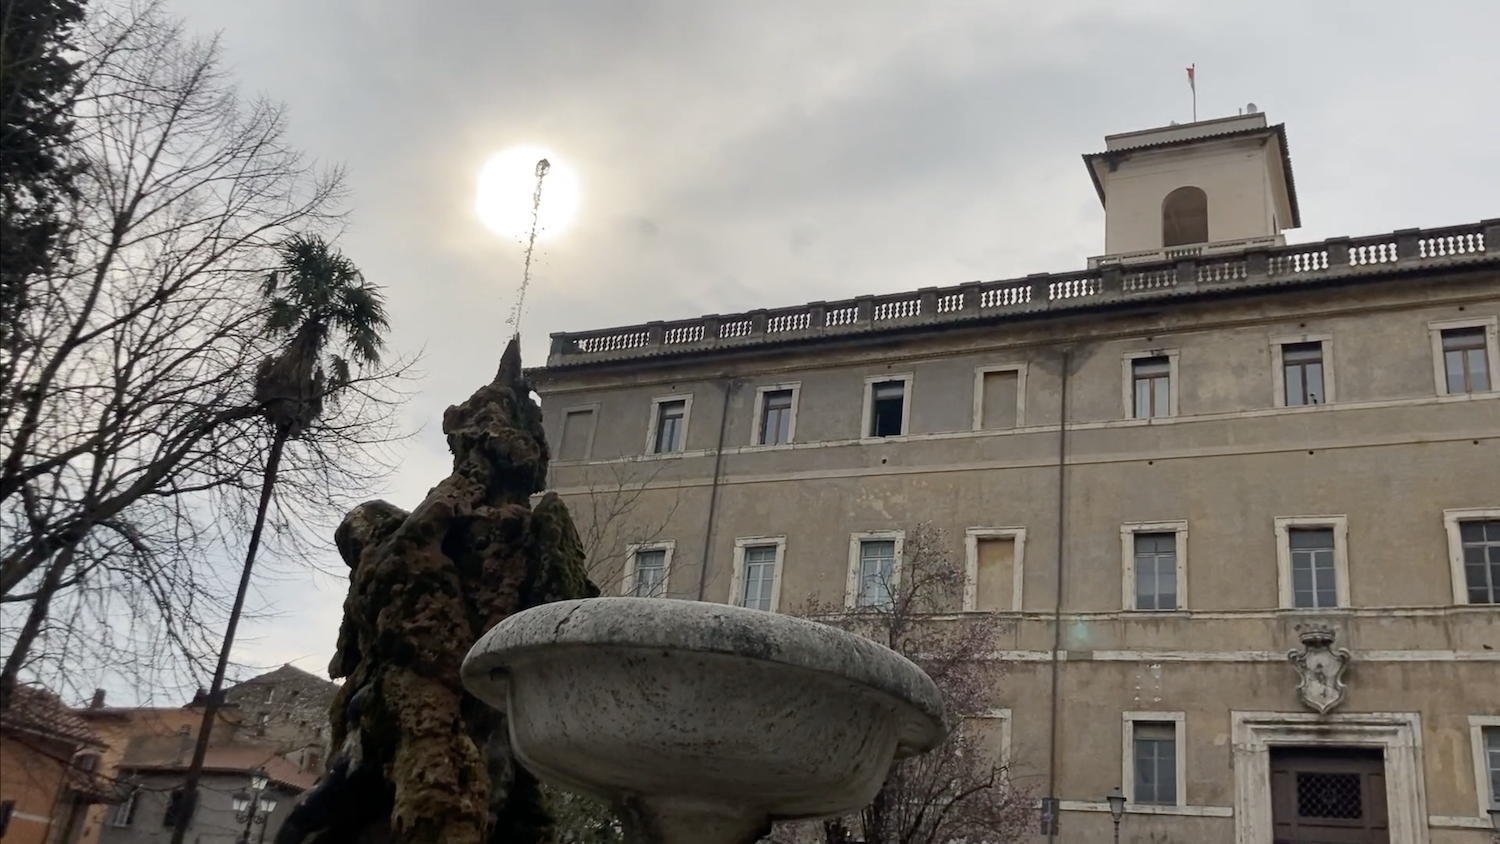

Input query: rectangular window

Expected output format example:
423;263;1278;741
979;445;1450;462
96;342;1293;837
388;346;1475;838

973;537;1016;612
856;540;896;608
111;790;138;827
1485;726;1500;808
632;548;667;597
163;789;188;828
558;408;596;461
653;400;686;454
1459;520;1500;605
1289;527;1338;608
1442;327;1492;394
1132;722;1178;806
1132;357;1171;419
1282;342;1326;406
1133;533;1178;611
759;389;794;445
868;380;906;437
980;370;1020;429
740;545;778;610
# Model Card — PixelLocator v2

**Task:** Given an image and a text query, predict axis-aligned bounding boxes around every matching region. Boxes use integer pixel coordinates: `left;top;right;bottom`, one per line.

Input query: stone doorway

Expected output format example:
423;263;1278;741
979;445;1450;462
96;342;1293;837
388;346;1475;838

1270;747;1390;844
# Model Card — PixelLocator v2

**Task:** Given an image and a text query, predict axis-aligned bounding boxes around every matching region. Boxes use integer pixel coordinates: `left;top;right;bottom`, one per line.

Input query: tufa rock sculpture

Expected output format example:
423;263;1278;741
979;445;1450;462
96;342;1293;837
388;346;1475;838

276;337;598;844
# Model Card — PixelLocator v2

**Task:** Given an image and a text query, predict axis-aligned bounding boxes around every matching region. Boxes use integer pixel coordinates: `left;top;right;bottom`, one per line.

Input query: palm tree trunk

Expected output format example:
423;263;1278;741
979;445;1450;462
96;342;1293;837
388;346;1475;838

169;429;289;844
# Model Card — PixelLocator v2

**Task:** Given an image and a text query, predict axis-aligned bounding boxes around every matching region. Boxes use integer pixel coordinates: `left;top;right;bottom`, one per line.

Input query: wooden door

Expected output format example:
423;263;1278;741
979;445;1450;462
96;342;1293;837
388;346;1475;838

1270;747;1389;844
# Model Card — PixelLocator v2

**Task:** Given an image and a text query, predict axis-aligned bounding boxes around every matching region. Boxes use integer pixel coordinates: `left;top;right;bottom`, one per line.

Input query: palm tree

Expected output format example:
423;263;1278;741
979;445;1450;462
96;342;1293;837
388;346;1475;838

171;235;389;844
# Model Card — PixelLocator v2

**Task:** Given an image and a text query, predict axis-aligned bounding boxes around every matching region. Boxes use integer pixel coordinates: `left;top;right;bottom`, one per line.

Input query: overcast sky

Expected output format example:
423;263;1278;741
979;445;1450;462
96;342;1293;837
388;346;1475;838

161;0;1500;684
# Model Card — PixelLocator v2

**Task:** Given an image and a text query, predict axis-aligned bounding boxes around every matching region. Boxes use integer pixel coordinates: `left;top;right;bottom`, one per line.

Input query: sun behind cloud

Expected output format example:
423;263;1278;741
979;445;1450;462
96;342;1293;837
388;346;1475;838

475;147;581;240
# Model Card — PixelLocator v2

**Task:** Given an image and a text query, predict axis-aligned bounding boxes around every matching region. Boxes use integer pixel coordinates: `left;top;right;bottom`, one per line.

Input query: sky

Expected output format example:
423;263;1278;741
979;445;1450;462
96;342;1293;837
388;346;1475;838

159;0;1500;684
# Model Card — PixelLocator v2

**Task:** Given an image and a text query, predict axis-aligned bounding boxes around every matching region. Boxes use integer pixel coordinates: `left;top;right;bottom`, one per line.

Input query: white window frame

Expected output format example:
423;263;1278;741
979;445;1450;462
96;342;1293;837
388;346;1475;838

1270;333;1335;408
644;394;694;455
1120;521;1189;612
962;527;1026;612
861;373;914;440
1274;515;1351;610
971;363;1028;430
1428;316;1499;396
110;788;138;827
845;530;905;609
1122;711;1187;808
556;403;600;461
1445;508;1500;605
1121;349;1181;419
729;535;787;612
622;540;675;597
968;707;1013;768
750;383;801;447
1470;715;1500;818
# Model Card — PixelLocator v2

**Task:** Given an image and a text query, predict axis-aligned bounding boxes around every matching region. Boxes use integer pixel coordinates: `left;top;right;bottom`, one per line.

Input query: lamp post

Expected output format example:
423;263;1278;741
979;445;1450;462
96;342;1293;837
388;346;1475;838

232;770;277;844
1105;787;1126;844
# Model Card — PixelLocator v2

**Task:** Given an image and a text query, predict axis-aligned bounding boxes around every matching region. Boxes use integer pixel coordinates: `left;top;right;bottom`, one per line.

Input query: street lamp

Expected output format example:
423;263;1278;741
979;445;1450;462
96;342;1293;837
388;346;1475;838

234;769;274;844
1105;787;1126;844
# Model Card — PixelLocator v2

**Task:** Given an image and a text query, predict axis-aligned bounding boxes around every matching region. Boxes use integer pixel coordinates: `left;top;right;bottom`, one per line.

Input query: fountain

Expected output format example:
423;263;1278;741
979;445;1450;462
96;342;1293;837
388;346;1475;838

461;597;947;844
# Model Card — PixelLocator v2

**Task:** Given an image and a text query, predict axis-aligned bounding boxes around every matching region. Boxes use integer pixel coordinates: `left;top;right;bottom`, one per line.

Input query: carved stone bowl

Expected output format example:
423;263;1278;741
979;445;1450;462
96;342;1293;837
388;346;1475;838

461;598;947;844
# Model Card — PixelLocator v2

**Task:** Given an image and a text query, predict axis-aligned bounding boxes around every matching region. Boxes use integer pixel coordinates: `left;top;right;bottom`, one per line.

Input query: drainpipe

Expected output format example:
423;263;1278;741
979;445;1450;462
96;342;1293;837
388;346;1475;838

1045;348;1071;844
695;377;735;601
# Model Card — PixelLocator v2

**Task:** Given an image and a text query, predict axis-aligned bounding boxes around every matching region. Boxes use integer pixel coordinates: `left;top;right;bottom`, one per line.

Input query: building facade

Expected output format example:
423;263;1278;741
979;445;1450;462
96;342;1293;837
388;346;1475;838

0;686;110;844
531;114;1500;843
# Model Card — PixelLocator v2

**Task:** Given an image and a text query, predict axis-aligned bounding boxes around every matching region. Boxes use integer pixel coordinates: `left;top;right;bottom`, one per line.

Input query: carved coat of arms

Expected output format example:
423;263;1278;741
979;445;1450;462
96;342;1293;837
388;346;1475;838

1287;624;1352;714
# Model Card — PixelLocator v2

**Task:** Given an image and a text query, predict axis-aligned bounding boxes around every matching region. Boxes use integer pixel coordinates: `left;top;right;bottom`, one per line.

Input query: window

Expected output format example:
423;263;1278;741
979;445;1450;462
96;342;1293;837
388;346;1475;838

558;406;597;461
846;532;903;609
740;546;778;610
623;542;673;597
1430;318;1498;396
1132;357;1172;419
111;789;139;827
1281;342;1325;406
651;400;686;453
1445;510;1500;605
1122;712;1184;808
1470;717;1500;818
972;364;1027;430
966;709;1013;771
163;788;189;828
1485;726;1500;810
1275;517;1350;609
866;379;908;438
755;387;797;446
964;527;1026;613
1443;328;1492;394
1133;533;1178;610
1161;186;1208;247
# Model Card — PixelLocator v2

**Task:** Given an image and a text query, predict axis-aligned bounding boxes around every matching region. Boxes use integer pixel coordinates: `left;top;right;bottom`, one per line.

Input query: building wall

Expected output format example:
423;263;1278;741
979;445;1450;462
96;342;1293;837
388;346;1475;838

535;269;1500;841
1102;137;1277;254
0;733;73;844
93;772;293;844
221;666;337;768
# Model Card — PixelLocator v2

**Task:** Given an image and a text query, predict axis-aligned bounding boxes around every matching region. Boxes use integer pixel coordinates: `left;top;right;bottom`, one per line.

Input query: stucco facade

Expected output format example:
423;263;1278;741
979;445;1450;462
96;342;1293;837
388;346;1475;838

530;116;1500;844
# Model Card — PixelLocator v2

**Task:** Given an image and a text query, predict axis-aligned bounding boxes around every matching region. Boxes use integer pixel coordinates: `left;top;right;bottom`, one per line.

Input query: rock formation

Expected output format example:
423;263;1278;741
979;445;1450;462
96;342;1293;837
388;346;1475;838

276;337;598;844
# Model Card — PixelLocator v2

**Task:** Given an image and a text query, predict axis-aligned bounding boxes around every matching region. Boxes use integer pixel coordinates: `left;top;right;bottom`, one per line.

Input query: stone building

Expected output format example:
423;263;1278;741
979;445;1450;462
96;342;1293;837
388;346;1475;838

530;112;1500;844
0;685;111;844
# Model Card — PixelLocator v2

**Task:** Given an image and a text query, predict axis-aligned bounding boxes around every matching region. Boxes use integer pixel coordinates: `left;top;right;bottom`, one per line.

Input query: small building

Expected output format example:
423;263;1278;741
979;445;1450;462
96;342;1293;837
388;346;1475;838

531;112;1500;843
0;685;112;844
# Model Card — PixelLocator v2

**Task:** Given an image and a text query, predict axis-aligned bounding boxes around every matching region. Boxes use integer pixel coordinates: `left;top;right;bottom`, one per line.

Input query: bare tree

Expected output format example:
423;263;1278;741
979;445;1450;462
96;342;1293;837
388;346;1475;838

0;1;407;708
565;462;681;596
777;522;1033;844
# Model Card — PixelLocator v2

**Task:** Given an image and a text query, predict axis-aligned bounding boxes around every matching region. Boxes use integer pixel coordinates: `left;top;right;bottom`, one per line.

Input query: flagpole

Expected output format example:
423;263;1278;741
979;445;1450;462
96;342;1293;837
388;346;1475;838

1188;63;1197;122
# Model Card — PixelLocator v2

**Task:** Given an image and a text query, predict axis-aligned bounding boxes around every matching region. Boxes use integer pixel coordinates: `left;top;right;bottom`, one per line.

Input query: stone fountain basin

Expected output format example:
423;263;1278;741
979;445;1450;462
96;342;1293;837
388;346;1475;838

462;598;946;823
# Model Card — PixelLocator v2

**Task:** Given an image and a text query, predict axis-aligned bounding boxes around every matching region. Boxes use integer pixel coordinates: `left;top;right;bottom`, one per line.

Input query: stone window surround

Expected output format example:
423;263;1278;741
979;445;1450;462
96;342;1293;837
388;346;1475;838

644;393;693;456
622;540;674;597
1270;332;1336;408
1444;507;1500;606
749;382;801;448
1274;515;1351;610
1122;711;1187;808
1428;315;1499;396
970;363;1029;430
861;372;914;441
1231;711;1427;844
555;403;600;462
844;530;905;609
962;527;1026;613
729;535;787;612
970;707;1013;766
1120;521;1190;612
1469;715;1500;820
1120;348;1182;420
